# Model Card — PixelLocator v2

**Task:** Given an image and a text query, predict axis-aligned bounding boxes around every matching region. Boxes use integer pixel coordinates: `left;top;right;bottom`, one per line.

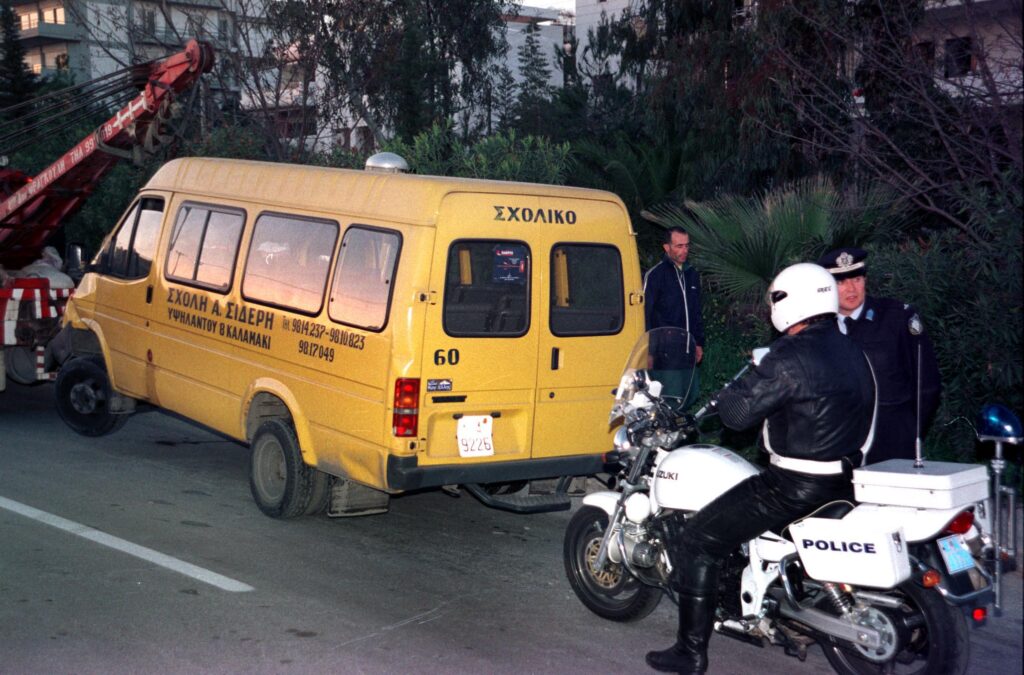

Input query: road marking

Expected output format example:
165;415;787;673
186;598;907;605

0;496;254;593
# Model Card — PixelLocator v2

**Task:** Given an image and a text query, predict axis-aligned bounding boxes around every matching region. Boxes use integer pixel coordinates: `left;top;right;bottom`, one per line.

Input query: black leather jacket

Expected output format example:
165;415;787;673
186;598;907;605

717;320;874;462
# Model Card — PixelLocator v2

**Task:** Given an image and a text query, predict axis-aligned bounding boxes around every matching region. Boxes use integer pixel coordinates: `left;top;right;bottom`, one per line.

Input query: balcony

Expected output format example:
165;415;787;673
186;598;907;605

17;21;80;49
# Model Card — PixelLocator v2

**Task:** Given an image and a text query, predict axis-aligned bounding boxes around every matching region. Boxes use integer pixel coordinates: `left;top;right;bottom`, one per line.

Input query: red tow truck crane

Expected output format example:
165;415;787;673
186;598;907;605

0;40;214;391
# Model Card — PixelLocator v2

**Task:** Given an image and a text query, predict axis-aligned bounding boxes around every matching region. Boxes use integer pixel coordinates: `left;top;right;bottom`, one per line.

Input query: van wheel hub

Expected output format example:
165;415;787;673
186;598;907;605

69;381;101;414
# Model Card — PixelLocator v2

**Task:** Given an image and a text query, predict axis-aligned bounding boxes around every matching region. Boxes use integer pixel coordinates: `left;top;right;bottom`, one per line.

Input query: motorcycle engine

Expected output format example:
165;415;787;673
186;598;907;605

621;522;658;568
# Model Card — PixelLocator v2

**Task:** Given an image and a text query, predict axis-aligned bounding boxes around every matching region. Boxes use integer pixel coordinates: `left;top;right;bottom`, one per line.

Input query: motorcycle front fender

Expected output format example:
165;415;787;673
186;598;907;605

582;490;620;517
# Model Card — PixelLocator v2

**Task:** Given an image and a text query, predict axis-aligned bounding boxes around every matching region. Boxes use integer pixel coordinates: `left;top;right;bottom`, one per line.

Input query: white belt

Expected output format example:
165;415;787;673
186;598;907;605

770;453;845;475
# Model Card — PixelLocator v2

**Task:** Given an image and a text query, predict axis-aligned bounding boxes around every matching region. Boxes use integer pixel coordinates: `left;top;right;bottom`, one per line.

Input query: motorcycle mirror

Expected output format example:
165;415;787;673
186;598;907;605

634;369;648;391
976;403;1023;444
751;347;770;366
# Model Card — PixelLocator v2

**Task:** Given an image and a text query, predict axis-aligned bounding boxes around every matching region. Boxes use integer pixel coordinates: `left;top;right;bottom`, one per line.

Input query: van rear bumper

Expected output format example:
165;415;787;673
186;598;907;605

386;453;610;491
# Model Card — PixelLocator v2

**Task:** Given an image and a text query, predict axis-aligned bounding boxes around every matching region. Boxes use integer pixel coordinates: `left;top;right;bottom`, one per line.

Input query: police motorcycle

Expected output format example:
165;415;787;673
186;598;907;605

564;327;1005;674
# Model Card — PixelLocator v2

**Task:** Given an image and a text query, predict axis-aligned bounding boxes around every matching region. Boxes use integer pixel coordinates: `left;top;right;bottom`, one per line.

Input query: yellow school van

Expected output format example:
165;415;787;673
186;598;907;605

52;155;645;517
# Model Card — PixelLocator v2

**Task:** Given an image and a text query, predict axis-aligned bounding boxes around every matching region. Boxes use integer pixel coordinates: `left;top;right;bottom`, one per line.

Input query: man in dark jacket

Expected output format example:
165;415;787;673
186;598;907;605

817;247;941;463
646;263;875;675
643;227;704;407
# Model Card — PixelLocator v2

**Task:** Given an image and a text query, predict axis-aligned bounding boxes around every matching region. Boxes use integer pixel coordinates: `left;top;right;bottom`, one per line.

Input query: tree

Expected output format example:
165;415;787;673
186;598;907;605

644;176;905;315
759;0;1023;242
0;0;38;115
513;21;553;135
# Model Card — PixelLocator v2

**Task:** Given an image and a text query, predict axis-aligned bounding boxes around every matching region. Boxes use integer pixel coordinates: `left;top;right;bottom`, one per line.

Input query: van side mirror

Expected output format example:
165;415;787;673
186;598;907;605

65;243;85;281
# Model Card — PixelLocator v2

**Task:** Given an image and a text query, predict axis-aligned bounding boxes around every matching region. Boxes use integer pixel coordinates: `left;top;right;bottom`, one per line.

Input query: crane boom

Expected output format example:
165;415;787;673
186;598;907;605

0;40;214;269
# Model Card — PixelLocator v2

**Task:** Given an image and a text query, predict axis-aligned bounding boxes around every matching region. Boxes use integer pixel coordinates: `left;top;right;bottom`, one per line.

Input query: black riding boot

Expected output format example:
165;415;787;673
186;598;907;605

645;593;715;673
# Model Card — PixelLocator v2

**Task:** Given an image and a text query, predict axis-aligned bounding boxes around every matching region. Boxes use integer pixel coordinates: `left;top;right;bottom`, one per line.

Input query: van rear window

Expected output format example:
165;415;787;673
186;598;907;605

329;226;401;331
165;203;244;292
443;240;530;337
242;213;338;315
550;244;624;336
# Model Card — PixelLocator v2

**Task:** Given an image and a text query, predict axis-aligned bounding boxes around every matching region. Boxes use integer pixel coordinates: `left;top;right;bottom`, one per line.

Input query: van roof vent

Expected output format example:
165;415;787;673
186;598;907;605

365;152;410;174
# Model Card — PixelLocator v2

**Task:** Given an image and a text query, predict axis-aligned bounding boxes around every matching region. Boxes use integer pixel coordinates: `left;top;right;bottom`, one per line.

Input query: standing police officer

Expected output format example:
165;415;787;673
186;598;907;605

817;247;941;463
645;263;875;674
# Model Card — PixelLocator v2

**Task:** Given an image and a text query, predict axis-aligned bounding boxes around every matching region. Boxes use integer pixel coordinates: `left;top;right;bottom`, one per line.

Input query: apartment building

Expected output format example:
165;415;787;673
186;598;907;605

10;1;244;81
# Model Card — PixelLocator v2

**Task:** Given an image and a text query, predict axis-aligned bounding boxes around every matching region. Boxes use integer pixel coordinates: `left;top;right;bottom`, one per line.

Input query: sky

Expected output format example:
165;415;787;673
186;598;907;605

523;1;576;12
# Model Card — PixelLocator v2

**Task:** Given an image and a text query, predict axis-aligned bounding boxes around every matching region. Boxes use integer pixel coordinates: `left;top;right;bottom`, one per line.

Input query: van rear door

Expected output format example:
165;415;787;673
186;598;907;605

533;198;642;459
419;193;540;467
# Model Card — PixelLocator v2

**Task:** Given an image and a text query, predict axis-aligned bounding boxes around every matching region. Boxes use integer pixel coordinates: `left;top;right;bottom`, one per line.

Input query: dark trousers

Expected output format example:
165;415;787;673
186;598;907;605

668;464;854;595
867;402;917;463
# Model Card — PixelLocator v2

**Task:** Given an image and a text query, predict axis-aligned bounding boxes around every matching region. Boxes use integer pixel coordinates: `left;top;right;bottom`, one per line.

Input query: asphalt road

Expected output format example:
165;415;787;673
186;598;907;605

1;380;1021;674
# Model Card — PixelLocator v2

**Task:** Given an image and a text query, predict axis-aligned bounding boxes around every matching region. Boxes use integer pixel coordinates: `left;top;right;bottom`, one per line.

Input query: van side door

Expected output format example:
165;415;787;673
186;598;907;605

533;199;643;459
90;194;167;398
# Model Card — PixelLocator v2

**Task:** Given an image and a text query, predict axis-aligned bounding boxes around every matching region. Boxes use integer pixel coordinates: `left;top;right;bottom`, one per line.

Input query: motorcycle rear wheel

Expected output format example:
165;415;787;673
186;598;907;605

820;580;969;675
563;506;662;622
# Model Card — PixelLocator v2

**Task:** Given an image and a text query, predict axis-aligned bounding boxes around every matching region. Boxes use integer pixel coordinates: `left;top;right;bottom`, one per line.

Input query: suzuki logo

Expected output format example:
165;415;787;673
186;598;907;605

655;470;678;481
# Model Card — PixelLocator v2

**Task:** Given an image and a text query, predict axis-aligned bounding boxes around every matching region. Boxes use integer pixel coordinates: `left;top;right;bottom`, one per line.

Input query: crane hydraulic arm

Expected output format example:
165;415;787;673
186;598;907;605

0;39;214;270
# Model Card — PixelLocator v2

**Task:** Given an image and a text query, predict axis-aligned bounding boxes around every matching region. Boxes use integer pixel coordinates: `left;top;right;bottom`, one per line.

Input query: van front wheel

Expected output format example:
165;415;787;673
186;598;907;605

54;356;127;437
249;419;316;518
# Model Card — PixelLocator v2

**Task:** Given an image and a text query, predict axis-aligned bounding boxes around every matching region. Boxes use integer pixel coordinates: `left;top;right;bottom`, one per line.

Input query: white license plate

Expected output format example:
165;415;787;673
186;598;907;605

456;415;494;458
937;534;975;574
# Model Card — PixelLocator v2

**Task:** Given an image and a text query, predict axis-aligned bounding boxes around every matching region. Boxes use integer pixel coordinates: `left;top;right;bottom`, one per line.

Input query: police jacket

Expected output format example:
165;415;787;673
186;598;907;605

717;321;874;462
843;296;941;414
643;256;704;347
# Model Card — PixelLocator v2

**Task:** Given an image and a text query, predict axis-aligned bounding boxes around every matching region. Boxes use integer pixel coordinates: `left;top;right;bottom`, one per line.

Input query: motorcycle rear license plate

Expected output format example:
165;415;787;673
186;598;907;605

937;534;975;574
456;415;494;458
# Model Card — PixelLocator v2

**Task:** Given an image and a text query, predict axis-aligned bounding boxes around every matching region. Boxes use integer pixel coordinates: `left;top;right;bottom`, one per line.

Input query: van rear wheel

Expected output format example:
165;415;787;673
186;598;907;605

54;356;127;437
249;419;316;518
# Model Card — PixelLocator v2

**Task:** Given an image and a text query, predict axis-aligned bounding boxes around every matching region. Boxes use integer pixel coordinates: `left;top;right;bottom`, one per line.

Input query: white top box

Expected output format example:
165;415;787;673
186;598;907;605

853;459;989;509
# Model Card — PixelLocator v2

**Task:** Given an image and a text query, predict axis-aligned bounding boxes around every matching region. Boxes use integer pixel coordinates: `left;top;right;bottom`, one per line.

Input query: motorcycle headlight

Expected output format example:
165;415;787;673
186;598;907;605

624;492;652;523
613;426;633;452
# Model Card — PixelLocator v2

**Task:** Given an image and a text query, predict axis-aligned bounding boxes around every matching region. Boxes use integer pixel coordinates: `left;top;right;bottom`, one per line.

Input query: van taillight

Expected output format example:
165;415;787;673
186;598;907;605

944;510;974;535
393;378;420;437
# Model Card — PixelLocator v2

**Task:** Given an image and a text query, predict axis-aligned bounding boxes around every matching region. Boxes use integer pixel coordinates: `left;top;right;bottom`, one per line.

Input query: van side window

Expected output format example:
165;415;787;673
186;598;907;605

329;226;401;331
550;244;624;336
242;213;338;314
165;203;245;292
106;197;164;280
443;240;530;337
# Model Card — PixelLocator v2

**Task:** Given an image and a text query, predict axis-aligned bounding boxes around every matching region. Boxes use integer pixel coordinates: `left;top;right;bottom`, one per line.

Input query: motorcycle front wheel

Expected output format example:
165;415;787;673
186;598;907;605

820;580;969;675
563;505;662;622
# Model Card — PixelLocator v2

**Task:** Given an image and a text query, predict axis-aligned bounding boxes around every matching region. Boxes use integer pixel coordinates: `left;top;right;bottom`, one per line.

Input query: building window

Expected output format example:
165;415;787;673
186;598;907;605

914;41;935;72
944;37;973;78
140;9;156;35
43;6;65;24
19;11;39;30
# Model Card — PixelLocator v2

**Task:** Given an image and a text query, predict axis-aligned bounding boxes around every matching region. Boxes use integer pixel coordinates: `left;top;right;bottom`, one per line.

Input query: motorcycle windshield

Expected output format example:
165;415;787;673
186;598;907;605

611;327;698;421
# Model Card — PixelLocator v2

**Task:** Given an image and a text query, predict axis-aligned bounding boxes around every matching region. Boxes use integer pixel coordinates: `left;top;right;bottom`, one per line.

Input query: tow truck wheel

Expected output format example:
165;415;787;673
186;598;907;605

54;356;127;437
249;419;316;518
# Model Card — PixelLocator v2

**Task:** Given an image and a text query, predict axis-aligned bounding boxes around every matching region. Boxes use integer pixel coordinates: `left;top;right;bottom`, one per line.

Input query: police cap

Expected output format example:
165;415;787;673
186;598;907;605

817;247;868;281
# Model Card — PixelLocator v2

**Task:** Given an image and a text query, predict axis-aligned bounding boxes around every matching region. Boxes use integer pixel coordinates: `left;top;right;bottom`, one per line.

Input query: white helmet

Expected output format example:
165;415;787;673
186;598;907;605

767;263;839;332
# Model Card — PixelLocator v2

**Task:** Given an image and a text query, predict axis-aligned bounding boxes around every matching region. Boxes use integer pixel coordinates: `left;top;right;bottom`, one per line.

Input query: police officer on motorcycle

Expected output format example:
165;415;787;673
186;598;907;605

646;263;876;674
